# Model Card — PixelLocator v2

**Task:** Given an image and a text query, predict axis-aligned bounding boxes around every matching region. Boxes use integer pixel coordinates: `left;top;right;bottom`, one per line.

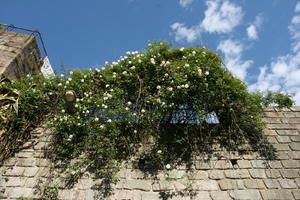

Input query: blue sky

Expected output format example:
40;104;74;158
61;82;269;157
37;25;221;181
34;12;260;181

2;0;300;104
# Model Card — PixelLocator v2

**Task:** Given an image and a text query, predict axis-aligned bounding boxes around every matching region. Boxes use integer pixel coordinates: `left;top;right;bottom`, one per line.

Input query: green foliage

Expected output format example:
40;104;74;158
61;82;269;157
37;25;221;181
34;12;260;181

0;41;295;191
261;90;294;108
0;74;63;160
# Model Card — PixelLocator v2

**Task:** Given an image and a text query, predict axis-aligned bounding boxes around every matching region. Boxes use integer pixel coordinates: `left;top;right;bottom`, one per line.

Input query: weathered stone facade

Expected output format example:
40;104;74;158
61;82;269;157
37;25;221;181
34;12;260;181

0;108;300;199
0;30;42;79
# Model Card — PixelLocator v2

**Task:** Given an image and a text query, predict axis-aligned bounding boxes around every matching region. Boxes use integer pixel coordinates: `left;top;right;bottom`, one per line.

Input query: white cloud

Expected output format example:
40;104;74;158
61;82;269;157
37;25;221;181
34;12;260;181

170;23;200;43
249;5;300;105
201;0;243;33
179;0;194;8
247;25;258;40
247;15;263;40
171;0;243;43
295;2;300;12
217;39;252;80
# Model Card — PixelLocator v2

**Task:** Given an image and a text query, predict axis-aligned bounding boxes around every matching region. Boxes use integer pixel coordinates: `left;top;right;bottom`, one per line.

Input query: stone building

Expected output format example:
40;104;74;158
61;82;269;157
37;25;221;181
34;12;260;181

0;28;54;79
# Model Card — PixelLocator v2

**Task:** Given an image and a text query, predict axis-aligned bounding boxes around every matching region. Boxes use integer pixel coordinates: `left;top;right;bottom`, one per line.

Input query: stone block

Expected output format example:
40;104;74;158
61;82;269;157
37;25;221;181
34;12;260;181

237;169;251;179
1;158;17;166
218;179;244;190
293;190;300;200
277;152;290;160
281;160;300;168
210;191;231;200
266;136;278;144
279;179;298;189
267;160;283;168
273;144;290;151
123;180;152;191
209;170;224;180
243;179;265;189
4;187;37;199
277;130;299;136
280;169;300;178
5;177;27;187
167;170;186;179
290;136;300;141
263;179;280;189
195;161;211;170
23;167;39;177
224;170;240;179
260;189;294;200
237;160;251;169
193;191;212;200
188;170;208;180
262;118;282;123
263;129;278;136
281;118;300;124
140;192;160;200
250;160;267;168
289;151;300;159
265;169;281;178
173;181;187;191
3;166;25;176
249;169;266;178
290;142;300;150
264;112;283;118
211;160;233;169
191;180;219;191
276;136;291;143
229;190;261;200
295;177;300;187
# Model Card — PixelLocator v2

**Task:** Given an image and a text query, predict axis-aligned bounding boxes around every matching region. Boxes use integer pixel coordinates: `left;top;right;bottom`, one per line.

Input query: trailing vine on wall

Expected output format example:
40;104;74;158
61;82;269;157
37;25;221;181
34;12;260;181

0;41;294;190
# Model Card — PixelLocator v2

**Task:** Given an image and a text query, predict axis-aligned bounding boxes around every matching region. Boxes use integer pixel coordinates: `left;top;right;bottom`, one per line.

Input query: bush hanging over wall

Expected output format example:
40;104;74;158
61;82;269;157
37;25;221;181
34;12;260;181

0;41;294;184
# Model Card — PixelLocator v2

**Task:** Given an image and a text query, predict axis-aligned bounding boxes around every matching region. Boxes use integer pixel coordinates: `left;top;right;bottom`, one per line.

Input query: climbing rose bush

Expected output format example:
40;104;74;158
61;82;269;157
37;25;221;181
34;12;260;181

1;41;294;184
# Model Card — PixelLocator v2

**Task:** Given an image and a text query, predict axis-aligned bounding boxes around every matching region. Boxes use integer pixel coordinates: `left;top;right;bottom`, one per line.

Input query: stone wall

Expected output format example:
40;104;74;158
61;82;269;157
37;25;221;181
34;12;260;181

0;30;42;79
0;108;300;200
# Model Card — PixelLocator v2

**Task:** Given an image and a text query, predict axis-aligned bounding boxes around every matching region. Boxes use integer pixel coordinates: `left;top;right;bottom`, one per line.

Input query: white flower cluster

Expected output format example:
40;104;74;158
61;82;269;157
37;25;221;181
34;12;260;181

150;58;156;64
177;84;189;89
103;92;113;100
160;60;171;67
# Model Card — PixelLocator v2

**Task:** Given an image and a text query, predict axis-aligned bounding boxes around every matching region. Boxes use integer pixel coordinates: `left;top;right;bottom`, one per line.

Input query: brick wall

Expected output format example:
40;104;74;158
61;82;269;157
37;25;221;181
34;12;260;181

0;108;300;199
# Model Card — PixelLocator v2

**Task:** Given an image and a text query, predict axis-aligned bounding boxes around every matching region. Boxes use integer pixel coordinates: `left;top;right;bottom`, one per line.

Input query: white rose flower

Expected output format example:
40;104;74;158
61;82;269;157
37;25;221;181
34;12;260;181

180;47;185;51
58;83;62;87
125;107;129;111
167;87;173;91
150;58;156;64
81;79;84;83
100;125;105;129
66;81;69;85
61;109;65;113
141;109;146;113
95;117;99;121
134;130;137;133
105;84;110;88
166;164;171;169
122;71;128;75
127;101;132;105
157;150;162;154
70;71;73;75
130;66;136;70
77;123;81;126
156;85;161;90
164;73;169;77
185;84;189;88
107;119;112;123
205;71;209;75
198;69;202;75
192;51;196;55
60;74;65;77
185;64;190;67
